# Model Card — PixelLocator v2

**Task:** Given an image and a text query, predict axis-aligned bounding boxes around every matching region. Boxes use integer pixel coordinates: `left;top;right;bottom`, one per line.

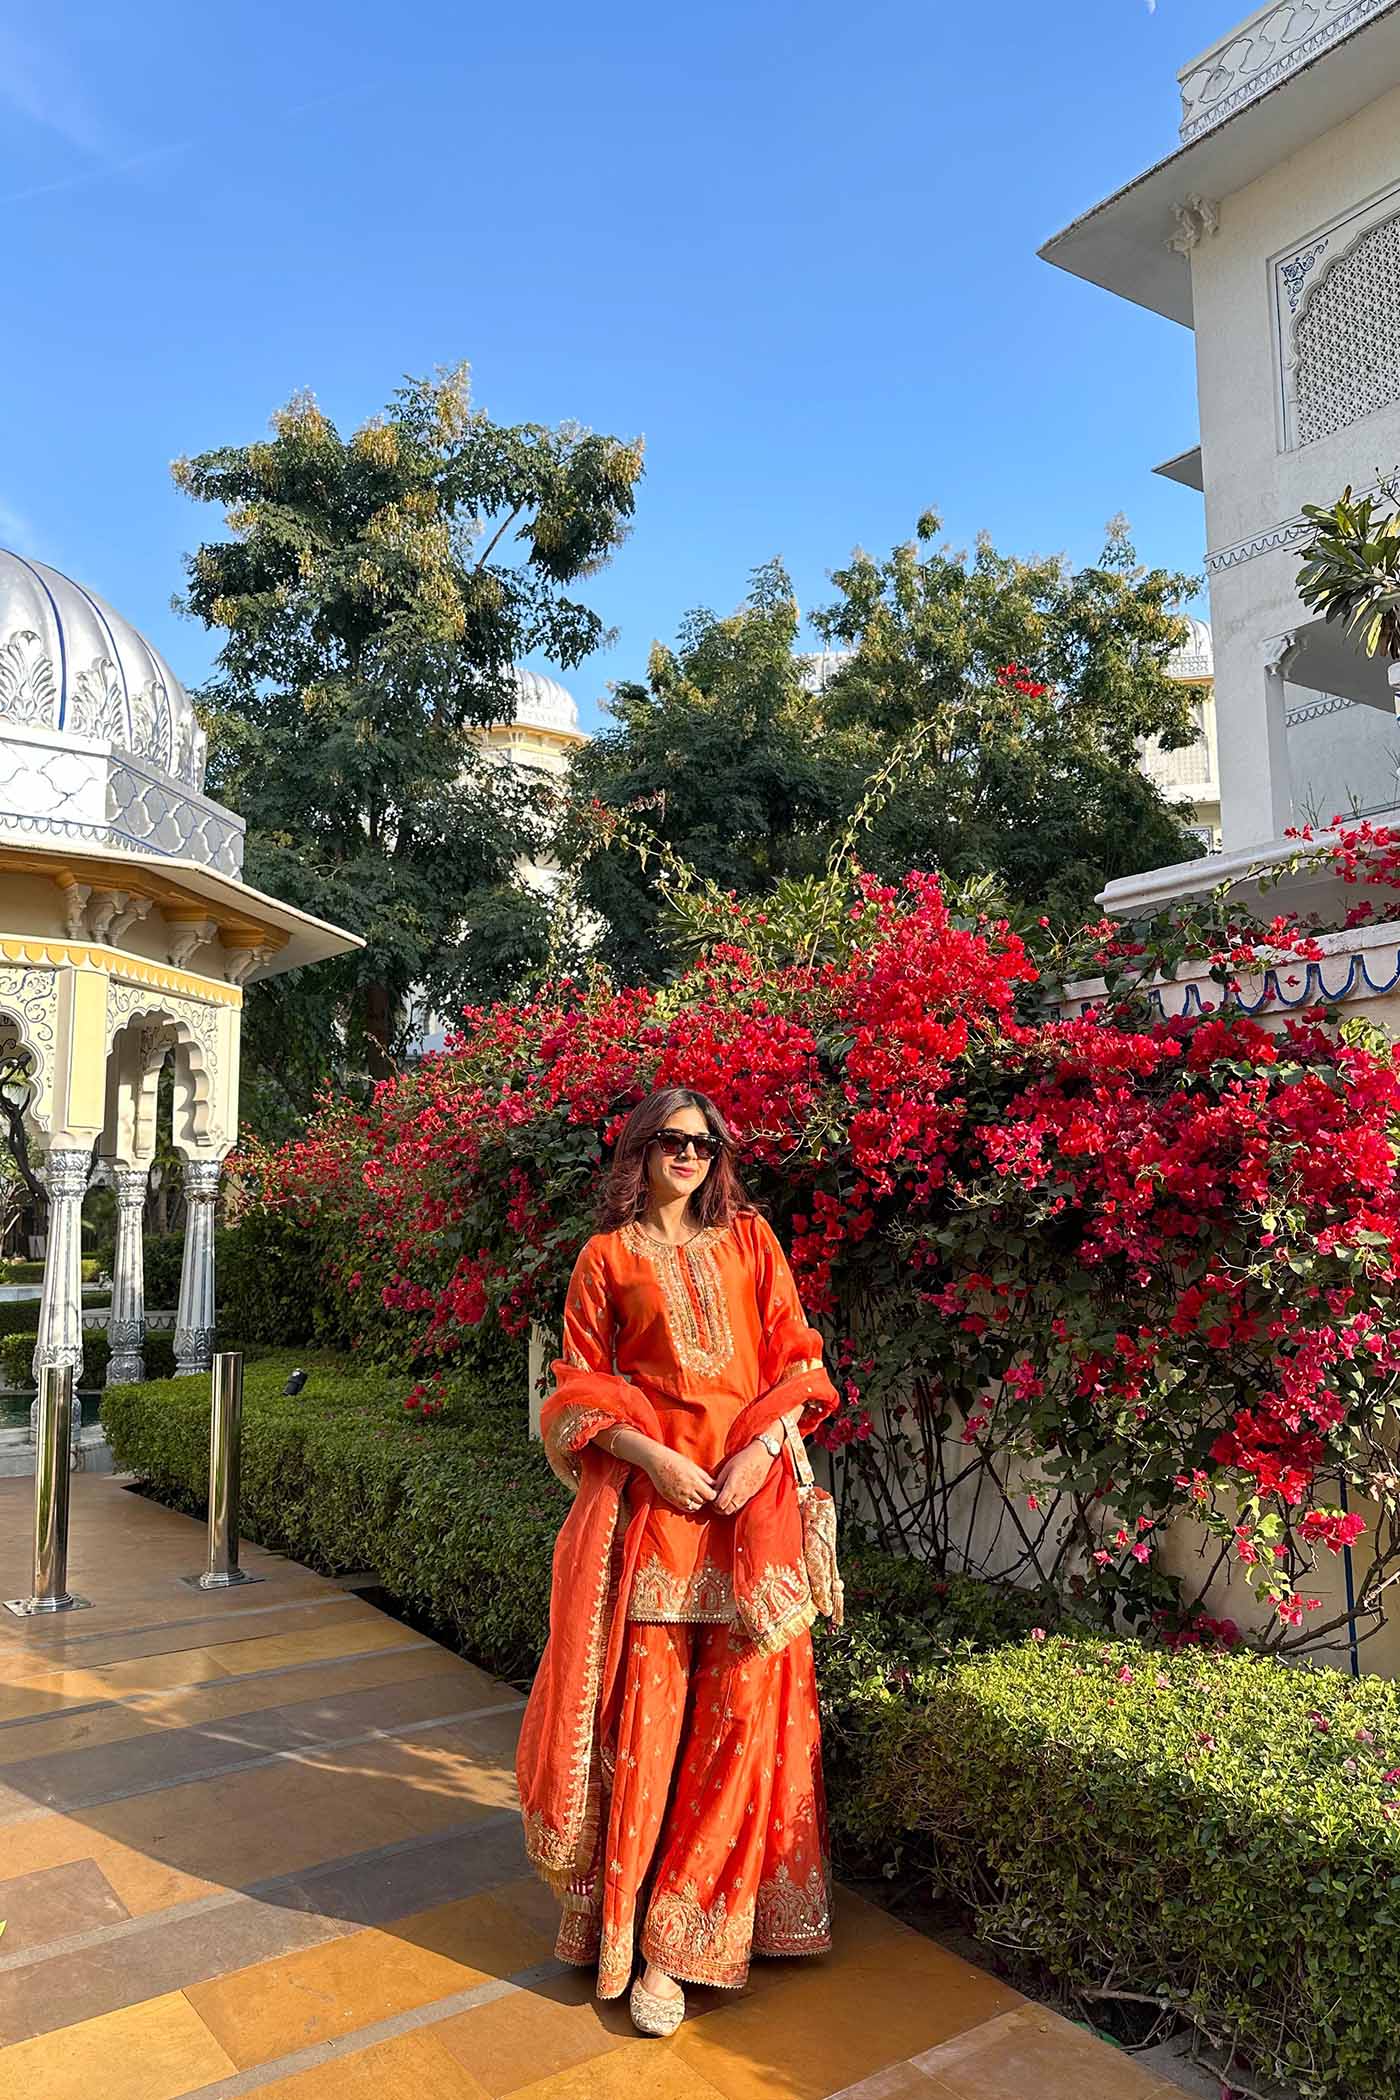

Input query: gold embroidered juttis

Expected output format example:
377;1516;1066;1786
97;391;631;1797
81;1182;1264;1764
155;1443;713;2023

514;1208;841;1996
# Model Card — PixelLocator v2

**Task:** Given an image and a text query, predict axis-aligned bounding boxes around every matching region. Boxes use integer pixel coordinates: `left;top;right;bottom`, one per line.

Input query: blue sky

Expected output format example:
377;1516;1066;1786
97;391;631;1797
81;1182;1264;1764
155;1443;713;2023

2;1;1239;733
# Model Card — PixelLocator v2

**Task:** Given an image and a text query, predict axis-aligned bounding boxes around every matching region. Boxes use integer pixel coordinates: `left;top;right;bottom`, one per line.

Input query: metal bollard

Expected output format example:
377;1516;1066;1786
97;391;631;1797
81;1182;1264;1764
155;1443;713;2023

5;1366;92;1617
182;1353;263;1591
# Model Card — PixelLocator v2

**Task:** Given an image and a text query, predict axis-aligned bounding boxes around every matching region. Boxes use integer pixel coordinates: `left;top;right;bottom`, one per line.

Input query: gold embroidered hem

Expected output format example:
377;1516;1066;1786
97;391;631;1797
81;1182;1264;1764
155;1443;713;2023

627;1549;736;1624
641;1880;758;1990
753;1858;833;1955
738;1559;816;1655
618;1219;737;1378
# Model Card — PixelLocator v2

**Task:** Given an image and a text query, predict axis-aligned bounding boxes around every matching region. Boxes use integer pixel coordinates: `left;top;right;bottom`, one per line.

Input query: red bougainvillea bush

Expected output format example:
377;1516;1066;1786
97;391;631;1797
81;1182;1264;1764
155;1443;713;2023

232;830;1400;1659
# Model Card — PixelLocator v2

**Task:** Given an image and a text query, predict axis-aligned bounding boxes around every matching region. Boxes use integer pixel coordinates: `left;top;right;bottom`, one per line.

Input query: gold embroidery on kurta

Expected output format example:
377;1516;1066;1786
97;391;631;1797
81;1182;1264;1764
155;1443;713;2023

628;1550;736;1624
620;1220;736;1377
543;1404;614;1488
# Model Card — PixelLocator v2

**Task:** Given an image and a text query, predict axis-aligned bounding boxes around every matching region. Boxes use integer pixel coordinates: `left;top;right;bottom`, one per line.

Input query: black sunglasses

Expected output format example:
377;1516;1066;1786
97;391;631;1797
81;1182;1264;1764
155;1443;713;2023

650;1127;725;1160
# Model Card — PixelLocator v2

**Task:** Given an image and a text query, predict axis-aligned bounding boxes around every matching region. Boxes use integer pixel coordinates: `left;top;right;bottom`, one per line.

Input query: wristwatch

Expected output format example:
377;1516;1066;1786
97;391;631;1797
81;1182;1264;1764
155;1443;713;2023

755;1426;784;1460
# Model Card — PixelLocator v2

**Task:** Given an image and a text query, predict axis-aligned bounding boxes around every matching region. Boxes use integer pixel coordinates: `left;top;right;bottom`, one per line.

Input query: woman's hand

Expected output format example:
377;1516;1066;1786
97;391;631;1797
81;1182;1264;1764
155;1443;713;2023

711;1439;774;1517
645;1446;718;1513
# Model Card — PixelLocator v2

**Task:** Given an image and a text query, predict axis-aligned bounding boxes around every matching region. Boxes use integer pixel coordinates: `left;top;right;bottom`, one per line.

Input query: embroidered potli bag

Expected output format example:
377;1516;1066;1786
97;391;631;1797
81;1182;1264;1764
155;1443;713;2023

782;1416;844;1627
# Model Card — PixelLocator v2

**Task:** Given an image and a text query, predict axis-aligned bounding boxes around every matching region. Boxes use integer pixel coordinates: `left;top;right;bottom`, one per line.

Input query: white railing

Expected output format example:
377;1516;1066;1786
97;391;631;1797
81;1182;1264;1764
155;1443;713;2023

1177;0;1392;143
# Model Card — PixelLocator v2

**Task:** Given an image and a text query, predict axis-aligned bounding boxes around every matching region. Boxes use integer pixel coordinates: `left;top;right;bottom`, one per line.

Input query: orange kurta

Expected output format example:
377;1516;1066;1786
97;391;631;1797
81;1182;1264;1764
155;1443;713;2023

548;1212;827;1634
522;1205;839;1996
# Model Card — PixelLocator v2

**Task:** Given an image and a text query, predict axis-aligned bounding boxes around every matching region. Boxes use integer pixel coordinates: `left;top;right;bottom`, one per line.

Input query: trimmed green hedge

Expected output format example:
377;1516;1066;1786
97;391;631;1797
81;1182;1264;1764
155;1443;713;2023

831;1616;1400;2099
2;1329;176;1389
102;1350;561;1682
105;1348;1400;2095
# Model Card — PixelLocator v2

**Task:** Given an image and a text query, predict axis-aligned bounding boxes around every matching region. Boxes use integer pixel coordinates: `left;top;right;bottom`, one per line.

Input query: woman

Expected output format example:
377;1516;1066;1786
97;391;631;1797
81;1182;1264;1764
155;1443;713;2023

515;1085;841;2036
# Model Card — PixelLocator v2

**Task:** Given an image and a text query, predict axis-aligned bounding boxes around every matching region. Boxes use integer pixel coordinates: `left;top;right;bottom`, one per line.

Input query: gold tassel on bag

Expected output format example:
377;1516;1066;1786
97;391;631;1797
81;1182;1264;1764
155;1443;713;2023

782;1417;844;1627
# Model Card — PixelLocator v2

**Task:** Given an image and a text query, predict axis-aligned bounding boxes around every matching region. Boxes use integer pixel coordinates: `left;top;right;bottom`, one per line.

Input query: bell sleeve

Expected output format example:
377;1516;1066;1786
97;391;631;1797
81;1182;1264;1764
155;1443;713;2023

749;1212;838;1440
541;1238;626;1489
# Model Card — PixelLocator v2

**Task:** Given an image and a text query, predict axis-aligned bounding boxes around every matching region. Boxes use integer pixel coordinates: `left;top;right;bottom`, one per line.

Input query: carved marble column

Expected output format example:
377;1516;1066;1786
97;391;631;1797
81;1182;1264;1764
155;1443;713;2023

174;1157;221;1375
30;1148;90;1445
106;1163;151;1385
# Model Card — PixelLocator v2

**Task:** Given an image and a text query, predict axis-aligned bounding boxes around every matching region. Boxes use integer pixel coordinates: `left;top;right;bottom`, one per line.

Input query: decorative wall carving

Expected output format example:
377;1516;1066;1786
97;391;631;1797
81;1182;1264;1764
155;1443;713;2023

1178;0;1392;144
0;731;244;876
1274;187;1400;450
1292;215;1400;446
0;964;58;1132
1166;194;1220;257
0;630;57;726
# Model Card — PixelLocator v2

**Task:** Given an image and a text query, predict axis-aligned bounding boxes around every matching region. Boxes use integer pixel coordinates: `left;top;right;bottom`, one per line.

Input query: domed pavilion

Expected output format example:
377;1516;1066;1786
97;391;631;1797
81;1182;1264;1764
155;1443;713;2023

0;548;359;1391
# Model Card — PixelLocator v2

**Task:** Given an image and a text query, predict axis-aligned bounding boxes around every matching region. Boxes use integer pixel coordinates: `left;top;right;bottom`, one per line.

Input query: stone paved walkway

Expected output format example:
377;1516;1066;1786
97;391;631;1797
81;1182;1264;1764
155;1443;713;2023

0;1476;1183;2100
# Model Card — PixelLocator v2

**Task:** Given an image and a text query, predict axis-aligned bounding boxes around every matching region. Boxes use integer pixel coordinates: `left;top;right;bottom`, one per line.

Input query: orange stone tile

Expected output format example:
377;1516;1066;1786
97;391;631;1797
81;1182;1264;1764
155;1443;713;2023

185;1893;551;2070
433;1969;635;2095
0;1817;219;1917
672;1928;1021;2100
506;2048;729;2100
240;2028;489;2100
912;2006;1178;2100
0;1989;234;2100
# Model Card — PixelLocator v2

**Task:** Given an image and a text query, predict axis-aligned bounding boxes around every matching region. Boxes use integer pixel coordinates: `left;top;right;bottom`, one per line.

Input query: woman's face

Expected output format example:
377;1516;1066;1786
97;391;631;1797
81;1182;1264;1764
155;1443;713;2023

644;1103;714;1206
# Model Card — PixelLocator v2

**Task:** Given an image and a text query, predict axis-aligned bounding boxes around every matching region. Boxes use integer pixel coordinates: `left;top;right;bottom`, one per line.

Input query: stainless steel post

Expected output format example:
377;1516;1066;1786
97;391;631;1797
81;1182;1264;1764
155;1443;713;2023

184;1352;262;1591
5;1366;92;1617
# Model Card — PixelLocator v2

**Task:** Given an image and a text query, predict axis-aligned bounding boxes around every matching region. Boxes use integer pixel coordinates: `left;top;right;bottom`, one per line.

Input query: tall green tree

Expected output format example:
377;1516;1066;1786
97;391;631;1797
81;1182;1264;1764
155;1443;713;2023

565;513;1206;978
810;511;1206;927
177;366;642;1125
561;560;841;983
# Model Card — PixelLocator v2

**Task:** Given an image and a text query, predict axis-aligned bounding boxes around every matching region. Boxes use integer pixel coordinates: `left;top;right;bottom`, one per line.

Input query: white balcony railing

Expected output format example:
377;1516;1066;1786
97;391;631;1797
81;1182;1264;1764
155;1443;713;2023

1177;0;1392;144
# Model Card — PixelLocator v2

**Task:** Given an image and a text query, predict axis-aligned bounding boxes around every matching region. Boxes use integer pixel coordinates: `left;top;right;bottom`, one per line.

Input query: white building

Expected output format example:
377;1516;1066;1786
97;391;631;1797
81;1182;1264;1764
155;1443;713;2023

1043;0;1400;914
1141;615;1223;848
407;667;589;1053
0;547;358;1395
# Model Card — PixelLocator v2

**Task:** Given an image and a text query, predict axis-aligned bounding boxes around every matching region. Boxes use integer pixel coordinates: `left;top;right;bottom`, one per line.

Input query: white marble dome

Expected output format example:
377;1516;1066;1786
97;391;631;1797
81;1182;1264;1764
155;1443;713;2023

0;548;206;790
1168;615;1214;683
512;666;580;736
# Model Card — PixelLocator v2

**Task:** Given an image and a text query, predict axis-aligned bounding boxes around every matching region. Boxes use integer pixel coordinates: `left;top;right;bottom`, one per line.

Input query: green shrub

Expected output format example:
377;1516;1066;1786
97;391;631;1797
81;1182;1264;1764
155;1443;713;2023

829;1603;1400;2100
2;1328;177;1389
102;1349;563;1681
144;1231;185;1310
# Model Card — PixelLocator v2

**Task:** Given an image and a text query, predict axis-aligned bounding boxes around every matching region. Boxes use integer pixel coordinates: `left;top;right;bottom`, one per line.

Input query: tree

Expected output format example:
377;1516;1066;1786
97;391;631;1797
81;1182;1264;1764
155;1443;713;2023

564;515;1206;974
176;366;643;1119
809;512;1206;927
1296;480;1400;662
560;560;843;983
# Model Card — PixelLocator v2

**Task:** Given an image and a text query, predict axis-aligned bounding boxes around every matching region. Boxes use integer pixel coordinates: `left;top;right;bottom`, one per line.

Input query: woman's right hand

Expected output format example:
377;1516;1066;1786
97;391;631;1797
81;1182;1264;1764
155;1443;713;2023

644;1446;718;1513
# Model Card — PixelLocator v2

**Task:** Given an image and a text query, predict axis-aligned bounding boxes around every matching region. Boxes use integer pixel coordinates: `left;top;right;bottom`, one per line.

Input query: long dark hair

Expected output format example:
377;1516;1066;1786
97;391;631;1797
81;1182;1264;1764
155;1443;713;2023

597;1087;759;1233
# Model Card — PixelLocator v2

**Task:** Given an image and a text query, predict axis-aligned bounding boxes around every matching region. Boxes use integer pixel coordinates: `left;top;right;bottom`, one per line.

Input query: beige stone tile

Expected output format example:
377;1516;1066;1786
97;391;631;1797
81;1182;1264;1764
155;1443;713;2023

241;2028;490;2100
185;1893;551;2070
0;1989;234;2100
67;1728;500;1893
0;1701;162;1767
434;1970;635;2095
129;1644;466;1731
825;2069;944;2100
198;1618;426;1678
912;2007;1178;2100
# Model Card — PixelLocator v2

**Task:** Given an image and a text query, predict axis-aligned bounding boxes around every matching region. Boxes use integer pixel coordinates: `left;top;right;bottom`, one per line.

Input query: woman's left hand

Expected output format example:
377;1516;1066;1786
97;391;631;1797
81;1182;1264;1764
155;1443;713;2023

711;1439;775;1516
